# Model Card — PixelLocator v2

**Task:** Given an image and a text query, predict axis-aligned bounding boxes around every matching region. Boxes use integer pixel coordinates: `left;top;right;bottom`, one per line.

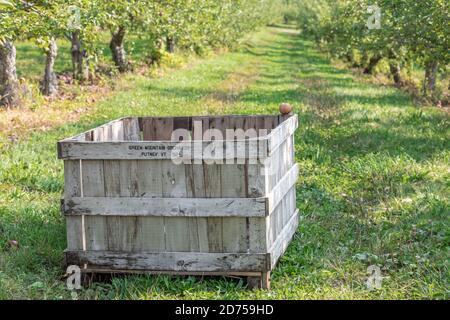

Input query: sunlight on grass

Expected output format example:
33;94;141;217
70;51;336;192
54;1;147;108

0;26;448;299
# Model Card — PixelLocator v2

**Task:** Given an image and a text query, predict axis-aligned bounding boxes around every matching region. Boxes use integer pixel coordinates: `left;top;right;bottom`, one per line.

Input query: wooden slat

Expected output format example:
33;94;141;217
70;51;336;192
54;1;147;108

268;209;299;269
185;164;208;252
141;118;156;140
115;160;140;251
154;117;174;140
161;158;190;252
199;118;223;253
246;117;269;254
264;116;279;134
104;160;126;251
267;114;298;155
81;160;107;251
64;197;267;217
61;117;128;142
267;163;299;214
64;160;83;250
246;163;268;198
123;117;141;141
61;115;281;143
135;160;165;251
81;269;262;277
221;164;248;253
58;140;265;160
65;250;269;272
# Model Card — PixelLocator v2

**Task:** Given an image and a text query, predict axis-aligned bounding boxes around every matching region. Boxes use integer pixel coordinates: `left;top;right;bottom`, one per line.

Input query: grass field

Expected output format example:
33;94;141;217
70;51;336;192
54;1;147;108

0;26;448;299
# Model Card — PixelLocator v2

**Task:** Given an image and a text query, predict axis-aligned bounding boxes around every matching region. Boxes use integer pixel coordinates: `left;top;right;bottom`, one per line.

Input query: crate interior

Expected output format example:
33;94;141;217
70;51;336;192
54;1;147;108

74;115;291;142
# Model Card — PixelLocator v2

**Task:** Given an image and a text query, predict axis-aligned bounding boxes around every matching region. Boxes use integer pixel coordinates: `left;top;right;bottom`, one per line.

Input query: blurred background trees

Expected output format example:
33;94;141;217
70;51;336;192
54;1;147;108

0;0;283;107
296;0;449;103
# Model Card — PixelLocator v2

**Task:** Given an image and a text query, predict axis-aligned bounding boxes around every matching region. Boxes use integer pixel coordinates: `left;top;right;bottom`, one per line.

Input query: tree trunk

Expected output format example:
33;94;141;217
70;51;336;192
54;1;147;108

389;61;402;86
41;37;58;96
110;26;128;72
166;36;175;53
71;31;88;81
0;40;19;107
423;60;438;98
363;55;382;74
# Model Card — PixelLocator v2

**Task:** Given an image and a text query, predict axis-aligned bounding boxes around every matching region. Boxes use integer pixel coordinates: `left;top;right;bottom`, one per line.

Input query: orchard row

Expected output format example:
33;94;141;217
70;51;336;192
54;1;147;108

0;0;283;106
297;0;449;101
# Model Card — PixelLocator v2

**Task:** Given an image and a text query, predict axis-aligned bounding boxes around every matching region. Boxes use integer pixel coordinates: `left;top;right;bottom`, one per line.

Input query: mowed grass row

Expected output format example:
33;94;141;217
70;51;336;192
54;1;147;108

0;27;449;299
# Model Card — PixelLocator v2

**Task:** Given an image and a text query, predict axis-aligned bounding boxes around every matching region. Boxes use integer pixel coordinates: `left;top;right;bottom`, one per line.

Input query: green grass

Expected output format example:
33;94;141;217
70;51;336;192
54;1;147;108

1;26;449;299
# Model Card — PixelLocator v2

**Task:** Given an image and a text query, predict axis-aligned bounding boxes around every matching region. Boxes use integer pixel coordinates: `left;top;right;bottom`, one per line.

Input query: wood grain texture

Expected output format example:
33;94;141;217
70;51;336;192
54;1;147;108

64;160;83;250
267;115;298;155
268;209;299;269
81;160;107;251
221;164;248;253
267;163;299;215
58;140;266;161
65;250;269;272
185;164;209;252
135;160;165;252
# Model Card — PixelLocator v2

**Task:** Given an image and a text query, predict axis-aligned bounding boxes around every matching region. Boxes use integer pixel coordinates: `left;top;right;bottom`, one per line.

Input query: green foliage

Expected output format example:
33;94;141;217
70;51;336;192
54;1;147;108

296;0;449;99
0;0;283;85
0;27;448;299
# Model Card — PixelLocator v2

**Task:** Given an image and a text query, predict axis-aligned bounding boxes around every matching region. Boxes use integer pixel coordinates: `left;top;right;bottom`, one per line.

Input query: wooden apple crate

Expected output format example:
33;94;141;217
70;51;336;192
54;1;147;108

58;114;299;289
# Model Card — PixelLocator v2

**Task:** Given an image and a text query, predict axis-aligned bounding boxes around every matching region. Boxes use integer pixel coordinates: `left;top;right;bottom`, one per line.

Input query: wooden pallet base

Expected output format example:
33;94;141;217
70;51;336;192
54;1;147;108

78;268;271;290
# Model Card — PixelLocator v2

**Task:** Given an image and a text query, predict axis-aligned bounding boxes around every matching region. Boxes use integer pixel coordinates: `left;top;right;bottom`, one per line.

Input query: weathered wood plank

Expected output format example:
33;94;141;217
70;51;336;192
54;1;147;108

185;164;208;252
267;163;299;214
141;118;156;141
65;250;269;272
110;120;124;141
154;117;174;140
81;160;107;251
161;159;190;252
58;140;265;160
64;197;267;217
123;117;141;141
104;160;127;251
246;157;269;254
268;209;299;269
135;160;165;252
264;116;279;134
61;115;280;143
267;115;298;155
248;217;267;253
221;164;248;253
161;161;187;198
202;118;224;253
64;160;83;250
81;269;262;277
